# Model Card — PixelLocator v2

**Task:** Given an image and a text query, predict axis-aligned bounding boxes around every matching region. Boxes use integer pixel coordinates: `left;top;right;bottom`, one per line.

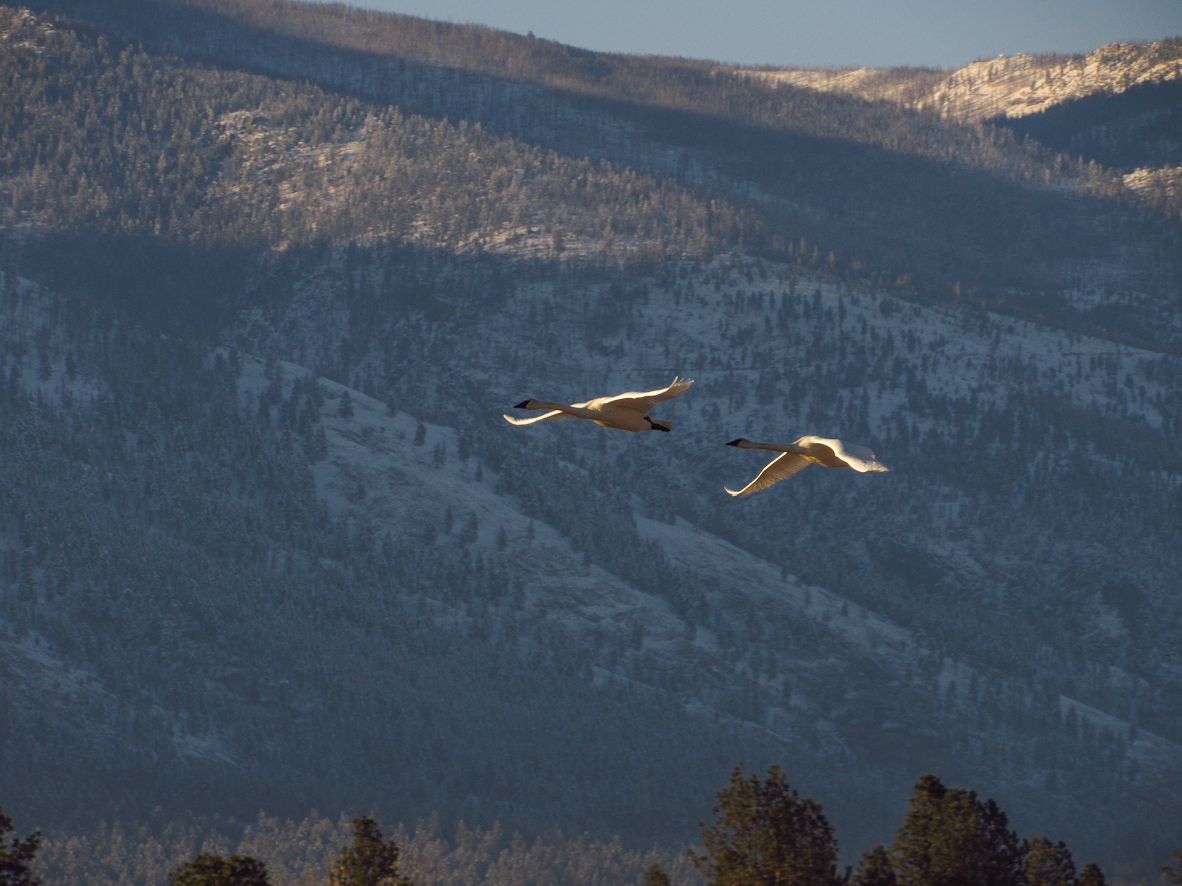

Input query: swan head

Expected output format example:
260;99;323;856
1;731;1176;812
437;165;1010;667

726;438;750;447
514;400;533;409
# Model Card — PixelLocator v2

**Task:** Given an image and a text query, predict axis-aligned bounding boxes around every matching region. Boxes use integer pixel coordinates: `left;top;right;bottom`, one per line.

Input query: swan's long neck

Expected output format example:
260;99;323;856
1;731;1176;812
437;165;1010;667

526;400;599;420
735;439;802;454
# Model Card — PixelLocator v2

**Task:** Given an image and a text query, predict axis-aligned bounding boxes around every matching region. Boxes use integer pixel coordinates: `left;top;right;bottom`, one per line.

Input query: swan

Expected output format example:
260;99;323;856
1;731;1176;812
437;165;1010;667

724;436;888;496
504;377;694;432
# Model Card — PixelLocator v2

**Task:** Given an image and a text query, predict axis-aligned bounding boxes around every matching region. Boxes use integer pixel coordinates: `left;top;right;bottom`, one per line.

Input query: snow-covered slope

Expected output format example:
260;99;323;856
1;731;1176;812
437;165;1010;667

749;39;1182;122
228;248;1182;846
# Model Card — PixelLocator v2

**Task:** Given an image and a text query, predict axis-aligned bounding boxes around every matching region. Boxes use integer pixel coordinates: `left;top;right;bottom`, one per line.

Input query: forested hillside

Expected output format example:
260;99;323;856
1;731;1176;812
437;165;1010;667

1;1;1180;881
29;0;1182;344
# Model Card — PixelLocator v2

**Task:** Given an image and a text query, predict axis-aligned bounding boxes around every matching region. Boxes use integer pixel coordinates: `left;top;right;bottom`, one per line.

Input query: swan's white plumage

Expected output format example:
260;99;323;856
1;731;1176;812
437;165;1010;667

725;435;888;497
504;377;693;432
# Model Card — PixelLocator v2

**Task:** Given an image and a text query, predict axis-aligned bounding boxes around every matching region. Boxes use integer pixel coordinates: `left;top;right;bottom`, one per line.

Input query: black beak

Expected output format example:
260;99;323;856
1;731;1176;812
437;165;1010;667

514;400;531;409
726;439;743;446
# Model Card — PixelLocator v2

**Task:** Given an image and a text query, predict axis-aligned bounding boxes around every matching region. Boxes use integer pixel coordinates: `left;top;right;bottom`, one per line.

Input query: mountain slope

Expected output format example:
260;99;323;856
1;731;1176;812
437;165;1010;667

751;39;1182;123
752;39;1182;222
32;0;1182;344
0;2;1180;880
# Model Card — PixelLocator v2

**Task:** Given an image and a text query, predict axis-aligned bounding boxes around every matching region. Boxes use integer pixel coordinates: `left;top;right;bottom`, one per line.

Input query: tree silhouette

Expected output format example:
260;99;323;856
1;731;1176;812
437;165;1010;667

168;853;269;886
691;765;843;886
890;775;1024;886
1023;837;1076;886
1078;861;1106;886
851;845;896;886
330;816;409;886
1162;850;1182;886
0;806;41;886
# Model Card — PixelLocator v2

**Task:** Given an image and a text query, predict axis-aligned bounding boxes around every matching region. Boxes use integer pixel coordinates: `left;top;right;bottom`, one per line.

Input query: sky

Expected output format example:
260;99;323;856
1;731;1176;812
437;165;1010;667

347;0;1182;69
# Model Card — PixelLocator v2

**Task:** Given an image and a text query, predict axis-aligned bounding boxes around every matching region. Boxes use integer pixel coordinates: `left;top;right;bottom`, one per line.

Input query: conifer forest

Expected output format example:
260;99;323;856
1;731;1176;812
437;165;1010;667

1;1;1181;882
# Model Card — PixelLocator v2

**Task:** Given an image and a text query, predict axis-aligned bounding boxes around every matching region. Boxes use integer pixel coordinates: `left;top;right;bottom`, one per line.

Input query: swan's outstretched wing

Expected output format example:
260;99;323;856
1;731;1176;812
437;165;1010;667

503;410;574;425
725;451;811;497
599;377;694;412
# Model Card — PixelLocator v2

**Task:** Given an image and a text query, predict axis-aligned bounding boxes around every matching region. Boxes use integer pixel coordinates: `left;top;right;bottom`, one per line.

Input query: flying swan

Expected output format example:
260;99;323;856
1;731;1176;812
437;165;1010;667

724;436;888;496
504;377;694;432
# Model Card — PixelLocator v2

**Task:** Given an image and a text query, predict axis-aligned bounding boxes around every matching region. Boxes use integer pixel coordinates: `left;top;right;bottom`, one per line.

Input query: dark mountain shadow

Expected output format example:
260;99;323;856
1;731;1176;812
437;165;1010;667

15;232;255;338
996;78;1182;171
8;228;598;348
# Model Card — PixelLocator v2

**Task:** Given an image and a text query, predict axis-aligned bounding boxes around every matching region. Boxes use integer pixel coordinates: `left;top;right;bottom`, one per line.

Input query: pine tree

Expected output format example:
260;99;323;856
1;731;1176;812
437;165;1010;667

330;816;409;886
0;806;41;886
642;864;671;886
1023;837;1075;886
168;853;269;886
691;765;844;886
851;845;896;886
890;774;1024;886
1078;862;1106;886
1162;850;1182;886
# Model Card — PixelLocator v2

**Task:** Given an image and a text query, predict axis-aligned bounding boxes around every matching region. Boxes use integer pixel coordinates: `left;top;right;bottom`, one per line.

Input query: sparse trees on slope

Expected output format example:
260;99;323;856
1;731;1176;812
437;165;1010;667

691;765;844;886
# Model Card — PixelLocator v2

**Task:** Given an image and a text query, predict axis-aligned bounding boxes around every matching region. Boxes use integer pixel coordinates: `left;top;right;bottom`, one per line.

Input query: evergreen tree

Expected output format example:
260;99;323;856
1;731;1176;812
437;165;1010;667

642;864;671;886
168;853;269;886
1023;837;1075;886
1163;850;1182;886
890;775;1024;886
851;845;896;886
1077;862;1106;886
691;765;844;886
330;816;409;886
0;806;41;886
339;391;355;419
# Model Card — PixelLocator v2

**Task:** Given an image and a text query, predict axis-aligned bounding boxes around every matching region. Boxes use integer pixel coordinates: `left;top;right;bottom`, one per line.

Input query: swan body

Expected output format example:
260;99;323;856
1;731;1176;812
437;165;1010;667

504;377;693;432
724;436;888;496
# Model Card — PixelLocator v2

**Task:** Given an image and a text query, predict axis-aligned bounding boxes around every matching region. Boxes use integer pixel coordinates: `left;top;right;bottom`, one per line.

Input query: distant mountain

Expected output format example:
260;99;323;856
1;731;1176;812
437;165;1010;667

1;3;1181;882
751;40;1182;214
749;39;1182;123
